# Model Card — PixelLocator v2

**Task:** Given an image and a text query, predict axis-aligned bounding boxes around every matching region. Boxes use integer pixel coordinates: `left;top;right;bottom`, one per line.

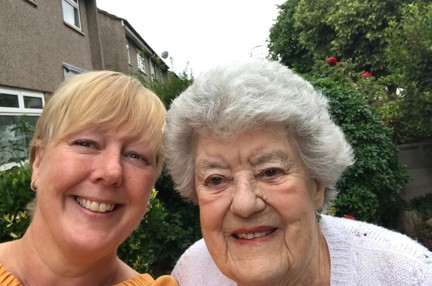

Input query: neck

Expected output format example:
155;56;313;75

296;225;330;286
291;224;330;286
9;224;119;286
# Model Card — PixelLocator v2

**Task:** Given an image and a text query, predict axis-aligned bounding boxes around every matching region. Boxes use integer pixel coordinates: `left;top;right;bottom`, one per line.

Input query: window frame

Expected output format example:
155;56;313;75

0;86;45;116
150;59;157;81
137;52;147;74
126;40;131;65
62;0;81;30
0;86;45;169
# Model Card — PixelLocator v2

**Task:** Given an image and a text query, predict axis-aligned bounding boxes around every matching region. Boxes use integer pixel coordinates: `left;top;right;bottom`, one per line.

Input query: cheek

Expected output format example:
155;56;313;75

268;180;317;216
197;191;230;233
36;154;78;189
128;170;156;199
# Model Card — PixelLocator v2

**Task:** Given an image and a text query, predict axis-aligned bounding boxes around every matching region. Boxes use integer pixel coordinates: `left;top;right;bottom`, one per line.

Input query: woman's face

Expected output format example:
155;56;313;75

31;128;156;258
194;129;325;285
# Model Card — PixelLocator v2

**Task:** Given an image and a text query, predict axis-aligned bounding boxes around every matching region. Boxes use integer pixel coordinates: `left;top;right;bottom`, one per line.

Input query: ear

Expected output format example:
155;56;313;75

313;179;326;209
31;146;44;185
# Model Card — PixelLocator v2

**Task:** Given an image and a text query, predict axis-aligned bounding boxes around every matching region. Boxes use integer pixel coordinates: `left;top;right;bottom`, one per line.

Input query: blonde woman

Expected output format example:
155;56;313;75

0;71;177;286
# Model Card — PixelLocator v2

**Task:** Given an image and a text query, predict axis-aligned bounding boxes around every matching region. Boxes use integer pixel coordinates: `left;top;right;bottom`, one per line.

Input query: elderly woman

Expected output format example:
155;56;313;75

164;59;432;285
0;71;177;285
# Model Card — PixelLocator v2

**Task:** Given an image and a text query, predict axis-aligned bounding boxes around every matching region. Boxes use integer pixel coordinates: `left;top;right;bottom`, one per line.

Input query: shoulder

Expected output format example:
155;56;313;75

0;263;22;286
322;214;430;255
114;273;178;286
322;215;432;284
114;259;177;286
172;239;236;286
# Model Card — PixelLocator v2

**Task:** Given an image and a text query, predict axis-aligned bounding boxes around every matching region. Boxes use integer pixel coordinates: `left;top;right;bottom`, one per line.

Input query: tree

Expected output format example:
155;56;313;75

145;69;193;109
382;2;432;143
269;0;405;76
268;0;314;73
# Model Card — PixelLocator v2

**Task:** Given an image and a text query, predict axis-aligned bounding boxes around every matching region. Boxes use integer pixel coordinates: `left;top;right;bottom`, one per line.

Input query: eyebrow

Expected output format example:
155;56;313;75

195;159;227;172
249;151;294;168
195;151;295;172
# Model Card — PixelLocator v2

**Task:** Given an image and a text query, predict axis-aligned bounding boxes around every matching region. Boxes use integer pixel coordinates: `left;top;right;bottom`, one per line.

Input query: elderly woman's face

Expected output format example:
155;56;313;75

31;128;156;254
194;129;325;285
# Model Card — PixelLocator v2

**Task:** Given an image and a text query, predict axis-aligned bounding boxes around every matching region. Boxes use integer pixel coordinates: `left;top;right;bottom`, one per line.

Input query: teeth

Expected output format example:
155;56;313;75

76;197;115;213
234;230;273;240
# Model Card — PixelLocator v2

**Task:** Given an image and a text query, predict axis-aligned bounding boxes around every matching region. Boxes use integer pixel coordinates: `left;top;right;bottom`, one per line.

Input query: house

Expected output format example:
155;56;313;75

0;0;170;167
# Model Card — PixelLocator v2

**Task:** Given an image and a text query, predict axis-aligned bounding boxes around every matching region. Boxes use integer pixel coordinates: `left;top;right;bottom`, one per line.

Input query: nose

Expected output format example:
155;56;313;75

91;148;123;187
230;176;265;217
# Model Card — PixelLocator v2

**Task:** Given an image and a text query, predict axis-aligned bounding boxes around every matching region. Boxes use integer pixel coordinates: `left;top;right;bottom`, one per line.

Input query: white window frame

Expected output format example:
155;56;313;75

0;86;44;116
0;86;45;169
62;0;81;30
137;53;147;73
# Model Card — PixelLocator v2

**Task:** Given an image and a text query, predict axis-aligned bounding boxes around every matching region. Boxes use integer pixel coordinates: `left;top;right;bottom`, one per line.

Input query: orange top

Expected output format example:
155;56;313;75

0;264;178;286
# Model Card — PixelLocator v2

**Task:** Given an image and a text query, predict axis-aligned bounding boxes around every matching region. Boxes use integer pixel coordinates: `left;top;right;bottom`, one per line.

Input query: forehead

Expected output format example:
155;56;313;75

194;129;301;168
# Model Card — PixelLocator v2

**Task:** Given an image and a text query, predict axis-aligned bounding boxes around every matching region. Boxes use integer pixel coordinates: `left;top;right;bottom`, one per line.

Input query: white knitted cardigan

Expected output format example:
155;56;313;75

172;215;432;285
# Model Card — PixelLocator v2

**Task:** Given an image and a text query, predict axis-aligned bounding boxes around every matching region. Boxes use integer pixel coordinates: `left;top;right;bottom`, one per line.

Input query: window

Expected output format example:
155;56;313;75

0;86;44;166
62;0;81;30
126;40;131;65
150;59;157;80
137;53;146;73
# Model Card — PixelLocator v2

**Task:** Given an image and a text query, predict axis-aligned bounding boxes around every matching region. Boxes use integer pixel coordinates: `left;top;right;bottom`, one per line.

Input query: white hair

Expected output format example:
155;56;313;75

163;59;354;210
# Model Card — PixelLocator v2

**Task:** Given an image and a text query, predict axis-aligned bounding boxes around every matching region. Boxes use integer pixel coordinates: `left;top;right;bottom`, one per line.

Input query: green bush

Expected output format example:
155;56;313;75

411;194;432;220
119;186;201;277
409;194;432;251
309;77;408;227
333;186;379;222
0;164;33;242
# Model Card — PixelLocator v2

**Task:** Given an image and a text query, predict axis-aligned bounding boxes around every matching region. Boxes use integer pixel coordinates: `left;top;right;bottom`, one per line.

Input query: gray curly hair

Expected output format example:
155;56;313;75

163;59;354;210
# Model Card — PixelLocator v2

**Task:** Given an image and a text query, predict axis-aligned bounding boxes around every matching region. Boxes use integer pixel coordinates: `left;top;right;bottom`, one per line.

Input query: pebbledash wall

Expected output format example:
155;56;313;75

398;142;432;200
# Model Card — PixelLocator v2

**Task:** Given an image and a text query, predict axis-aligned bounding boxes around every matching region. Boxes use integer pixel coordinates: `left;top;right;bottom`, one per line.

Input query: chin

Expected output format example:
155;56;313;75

226;264;287;286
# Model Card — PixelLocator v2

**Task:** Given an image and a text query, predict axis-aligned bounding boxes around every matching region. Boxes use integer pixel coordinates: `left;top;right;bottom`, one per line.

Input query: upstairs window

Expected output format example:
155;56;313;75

137;53;146;73
150;59;157;80
62;0;81;30
126;40;131;65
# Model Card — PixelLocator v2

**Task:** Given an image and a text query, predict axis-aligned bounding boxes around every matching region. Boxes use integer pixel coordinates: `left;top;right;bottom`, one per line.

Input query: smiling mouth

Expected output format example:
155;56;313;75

75;196;117;213
232;229;276;240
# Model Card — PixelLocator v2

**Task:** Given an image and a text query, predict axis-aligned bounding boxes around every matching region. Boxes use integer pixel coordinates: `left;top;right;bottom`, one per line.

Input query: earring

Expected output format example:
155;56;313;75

315;209;322;223
30;181;37;191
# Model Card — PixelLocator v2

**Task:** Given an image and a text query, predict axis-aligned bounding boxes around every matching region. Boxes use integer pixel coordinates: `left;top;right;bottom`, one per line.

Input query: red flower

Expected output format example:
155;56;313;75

344;214;356;220
326;56;337;66
361;71;372;79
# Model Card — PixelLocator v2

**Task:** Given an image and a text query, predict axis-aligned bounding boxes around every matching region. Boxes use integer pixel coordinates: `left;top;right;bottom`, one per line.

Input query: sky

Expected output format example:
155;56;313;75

96;0;285;75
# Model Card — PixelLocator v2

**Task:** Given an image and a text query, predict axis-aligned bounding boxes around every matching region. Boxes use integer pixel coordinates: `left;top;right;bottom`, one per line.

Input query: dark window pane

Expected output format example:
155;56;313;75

24;96;43;109
0;115;38;164
0;93;19;108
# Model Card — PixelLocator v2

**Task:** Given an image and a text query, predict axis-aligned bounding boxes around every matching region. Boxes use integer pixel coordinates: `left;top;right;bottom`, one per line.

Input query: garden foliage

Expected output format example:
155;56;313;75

308;76;408;227
269;0;432;144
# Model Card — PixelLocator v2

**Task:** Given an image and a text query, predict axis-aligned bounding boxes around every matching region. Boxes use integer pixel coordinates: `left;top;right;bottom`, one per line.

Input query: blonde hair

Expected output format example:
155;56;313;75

30;70;166;175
